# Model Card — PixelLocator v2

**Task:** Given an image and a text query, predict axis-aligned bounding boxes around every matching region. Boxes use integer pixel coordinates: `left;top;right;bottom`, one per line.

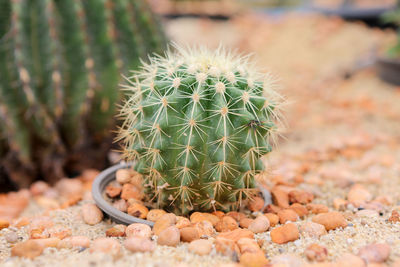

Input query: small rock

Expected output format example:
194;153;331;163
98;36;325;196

239;218;254;229
112;199;128;212
188;239;213;256
362;201;384;213
35;196;60;210
124;237;156;253
391;260;400;267
29;228;49;239
60;194;82;209
271;188;289;208
30;181;50;196
11;240;44;259
347;184;372;207
215;216;238;232
264;204;282;214
43;188;59;199
126;197;143;206
343;211;357;221
226;211;246;222
356;209;379;218
48;226;72;239
239;251;269;267
126;223;152;239
270;223;299;244
306;203;329;214
106;224;126;237
289;203;309;217
121;183;142;200
180;227;200;242
288;190;314;204
312;212;347;231
80;169;99;182
176;216;191;229
29;217;54;239
105;185;122;198
264;213;279;227
157;226;180;247
247;196;264;212
0;219;10;230
153;213;176;235
333;198;348;211
215;236;240;257
277;209;299;224
5;232;18;243
29;216;54;230
116;169;132;184
13;217;30;228
304;243;328;262
34;237;60;248
82;203;103;225
127;203;148;219
374;196;392;206
237;238;261;254
190;212;220;226
58;236;90;249
217;228;254;242
194;220;215;237
357;243;391;263
55;178;83;198
300;222;327;238
212;211;225;218
388;210;400;223
146;209;167;222
335;253;366;267
270;253;305;267
248;215;270;233
90;237;121;258
129;171;143;189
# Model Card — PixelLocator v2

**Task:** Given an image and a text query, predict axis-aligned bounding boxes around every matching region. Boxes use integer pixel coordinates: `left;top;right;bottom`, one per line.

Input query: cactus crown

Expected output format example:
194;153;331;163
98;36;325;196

118;45;283;214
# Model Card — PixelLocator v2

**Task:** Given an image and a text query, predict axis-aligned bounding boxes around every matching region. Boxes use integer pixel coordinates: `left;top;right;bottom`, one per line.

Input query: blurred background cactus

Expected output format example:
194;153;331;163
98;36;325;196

118;45;283;214
383;6;400;57
0;0;166;188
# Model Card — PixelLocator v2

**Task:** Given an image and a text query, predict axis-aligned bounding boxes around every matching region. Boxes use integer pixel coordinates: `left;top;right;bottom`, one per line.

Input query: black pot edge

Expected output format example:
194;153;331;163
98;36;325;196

376;56;400;86
93;164;273;226
309;5;396;19
92;162;155;227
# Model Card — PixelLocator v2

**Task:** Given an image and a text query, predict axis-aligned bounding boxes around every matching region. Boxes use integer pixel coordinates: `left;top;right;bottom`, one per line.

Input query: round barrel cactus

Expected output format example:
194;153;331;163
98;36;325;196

118;45;283;214
0;0;166;187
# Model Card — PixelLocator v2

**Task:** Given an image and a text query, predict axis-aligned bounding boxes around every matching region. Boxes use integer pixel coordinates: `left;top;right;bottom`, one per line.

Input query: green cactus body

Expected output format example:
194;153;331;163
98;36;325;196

0;0;165;186
118;45;283;214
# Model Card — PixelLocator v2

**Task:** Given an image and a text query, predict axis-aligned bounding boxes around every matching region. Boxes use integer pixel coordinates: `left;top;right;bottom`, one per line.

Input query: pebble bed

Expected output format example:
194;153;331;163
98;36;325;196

1;12;400;267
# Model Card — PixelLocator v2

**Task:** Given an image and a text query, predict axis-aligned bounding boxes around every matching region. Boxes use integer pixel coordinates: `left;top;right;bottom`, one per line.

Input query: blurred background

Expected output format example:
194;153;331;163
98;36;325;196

1;0;400;192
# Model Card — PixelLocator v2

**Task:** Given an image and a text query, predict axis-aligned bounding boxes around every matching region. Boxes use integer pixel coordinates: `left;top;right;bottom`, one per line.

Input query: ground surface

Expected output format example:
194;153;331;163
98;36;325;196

1;11;400;267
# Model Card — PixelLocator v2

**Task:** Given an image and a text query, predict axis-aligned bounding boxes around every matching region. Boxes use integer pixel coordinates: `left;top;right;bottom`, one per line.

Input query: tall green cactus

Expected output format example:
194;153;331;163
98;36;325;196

118;45;283;214
0;0;166;187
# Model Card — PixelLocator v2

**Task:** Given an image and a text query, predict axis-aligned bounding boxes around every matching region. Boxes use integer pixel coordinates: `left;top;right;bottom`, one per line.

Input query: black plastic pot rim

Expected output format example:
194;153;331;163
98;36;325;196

376;56;400;86
309;5;396;19
92;162;272;227
377;56;400;64
92;162;154;227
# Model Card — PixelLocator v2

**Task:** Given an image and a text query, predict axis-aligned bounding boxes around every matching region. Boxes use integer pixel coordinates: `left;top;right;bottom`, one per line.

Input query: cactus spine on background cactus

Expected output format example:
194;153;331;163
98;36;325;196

0;0;166;187
118;45;283;214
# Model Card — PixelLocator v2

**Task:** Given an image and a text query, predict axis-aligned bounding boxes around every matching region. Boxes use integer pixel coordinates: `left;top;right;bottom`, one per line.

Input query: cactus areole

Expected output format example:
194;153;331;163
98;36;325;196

117;46;283;214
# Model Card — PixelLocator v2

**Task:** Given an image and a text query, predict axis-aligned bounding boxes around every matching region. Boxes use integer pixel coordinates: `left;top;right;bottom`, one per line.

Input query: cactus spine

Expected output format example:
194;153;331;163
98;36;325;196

0;0;166;187
118;45;283;214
